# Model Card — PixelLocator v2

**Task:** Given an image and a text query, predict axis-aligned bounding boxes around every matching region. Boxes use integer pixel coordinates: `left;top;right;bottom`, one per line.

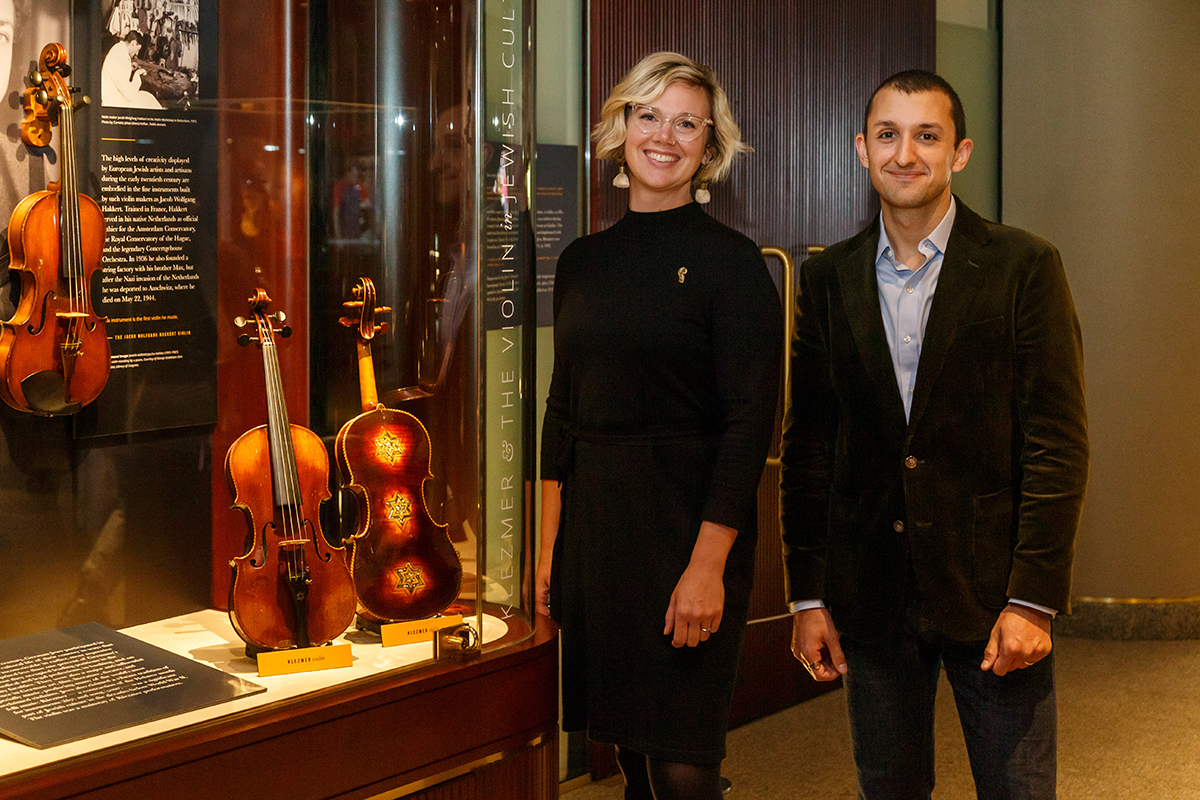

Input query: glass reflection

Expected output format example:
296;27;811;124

308;0;483;612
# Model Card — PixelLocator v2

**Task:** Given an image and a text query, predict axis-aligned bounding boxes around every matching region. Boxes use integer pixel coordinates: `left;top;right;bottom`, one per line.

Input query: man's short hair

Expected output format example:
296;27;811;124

863;70;967;146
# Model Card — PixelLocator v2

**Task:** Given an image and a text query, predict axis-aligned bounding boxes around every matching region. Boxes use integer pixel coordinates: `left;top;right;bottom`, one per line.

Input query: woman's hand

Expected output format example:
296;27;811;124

663;521;737;647
536;480;562;619
535;548;553;618
664;561;725;647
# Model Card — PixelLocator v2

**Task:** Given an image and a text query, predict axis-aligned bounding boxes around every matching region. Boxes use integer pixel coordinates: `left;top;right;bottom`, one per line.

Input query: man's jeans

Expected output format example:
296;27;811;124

841;619;1057;800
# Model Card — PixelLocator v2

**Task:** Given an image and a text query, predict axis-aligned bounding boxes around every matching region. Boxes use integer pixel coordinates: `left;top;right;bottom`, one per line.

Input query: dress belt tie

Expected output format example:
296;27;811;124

555;425;718;476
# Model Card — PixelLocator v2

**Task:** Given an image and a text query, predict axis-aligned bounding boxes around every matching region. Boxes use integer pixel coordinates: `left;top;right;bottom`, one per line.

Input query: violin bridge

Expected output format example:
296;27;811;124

278;537;313;549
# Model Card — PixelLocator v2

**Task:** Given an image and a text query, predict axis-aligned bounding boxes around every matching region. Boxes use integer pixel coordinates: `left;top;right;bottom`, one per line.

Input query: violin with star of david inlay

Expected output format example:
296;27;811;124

335;277;462;624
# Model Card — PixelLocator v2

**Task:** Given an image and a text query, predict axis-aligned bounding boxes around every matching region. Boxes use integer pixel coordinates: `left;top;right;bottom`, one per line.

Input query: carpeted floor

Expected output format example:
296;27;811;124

564;636;1200;799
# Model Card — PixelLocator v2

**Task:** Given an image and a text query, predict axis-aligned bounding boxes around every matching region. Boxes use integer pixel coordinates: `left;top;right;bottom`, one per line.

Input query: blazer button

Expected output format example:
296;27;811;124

904;455;917;469
893;520;905;533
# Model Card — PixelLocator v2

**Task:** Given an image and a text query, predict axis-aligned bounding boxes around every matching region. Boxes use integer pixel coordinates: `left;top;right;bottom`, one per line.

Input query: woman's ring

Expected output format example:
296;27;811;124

701;627;711;633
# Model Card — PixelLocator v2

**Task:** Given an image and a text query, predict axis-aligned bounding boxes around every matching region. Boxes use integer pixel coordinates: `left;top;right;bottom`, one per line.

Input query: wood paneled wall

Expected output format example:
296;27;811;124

211;0;313;606
588;0;935;727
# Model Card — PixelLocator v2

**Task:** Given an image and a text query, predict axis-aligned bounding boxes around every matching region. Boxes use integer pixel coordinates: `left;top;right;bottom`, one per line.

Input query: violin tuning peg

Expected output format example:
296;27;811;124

233;315;248;328
35;89;48;106
237;333;252;348
28;71;43;87
58;64;71;78
279;325;293;338
272;311;287;325
76;95;91;109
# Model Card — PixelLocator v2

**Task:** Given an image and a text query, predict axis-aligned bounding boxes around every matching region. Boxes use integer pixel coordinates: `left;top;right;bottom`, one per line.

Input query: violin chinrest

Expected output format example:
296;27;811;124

21;369;82;415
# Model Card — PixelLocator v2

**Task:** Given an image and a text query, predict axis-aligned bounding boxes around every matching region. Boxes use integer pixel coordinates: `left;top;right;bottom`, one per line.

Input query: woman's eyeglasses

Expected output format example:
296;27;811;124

627;104;713;142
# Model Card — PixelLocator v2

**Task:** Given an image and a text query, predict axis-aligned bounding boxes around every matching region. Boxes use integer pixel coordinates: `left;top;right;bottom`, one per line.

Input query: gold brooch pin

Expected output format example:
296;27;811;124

678;267;688;284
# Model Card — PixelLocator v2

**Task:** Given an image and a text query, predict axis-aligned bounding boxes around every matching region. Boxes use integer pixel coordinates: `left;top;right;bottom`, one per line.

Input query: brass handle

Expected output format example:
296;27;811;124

761;246;823;468
761;247;794;469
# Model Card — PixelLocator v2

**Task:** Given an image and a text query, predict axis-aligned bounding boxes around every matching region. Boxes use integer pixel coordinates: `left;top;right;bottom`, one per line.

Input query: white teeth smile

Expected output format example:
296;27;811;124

646;152;679;163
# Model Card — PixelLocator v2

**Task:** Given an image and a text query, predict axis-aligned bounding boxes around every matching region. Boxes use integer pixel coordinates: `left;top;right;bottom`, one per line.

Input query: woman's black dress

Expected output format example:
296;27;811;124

541;202;782;765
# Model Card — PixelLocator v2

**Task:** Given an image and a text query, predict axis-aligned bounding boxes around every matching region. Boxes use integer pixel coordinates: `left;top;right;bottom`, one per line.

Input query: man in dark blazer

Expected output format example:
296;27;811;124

780;70;1088;800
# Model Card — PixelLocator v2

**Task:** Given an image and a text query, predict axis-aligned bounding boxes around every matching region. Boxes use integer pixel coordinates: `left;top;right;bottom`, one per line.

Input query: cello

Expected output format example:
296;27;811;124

1;43;109;416
336;277;462;624
226;289;357;652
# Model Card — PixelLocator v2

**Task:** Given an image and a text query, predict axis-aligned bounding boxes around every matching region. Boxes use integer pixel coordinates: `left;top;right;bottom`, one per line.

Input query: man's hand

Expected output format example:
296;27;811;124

791;608;847;681
980;603;1052;676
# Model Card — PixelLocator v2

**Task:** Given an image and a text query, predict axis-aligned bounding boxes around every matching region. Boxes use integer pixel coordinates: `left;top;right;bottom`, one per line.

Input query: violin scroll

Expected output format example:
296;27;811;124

340;278;389;412
38;43;71;76
20;44;72;148
338;277;391;343
234;291;291;347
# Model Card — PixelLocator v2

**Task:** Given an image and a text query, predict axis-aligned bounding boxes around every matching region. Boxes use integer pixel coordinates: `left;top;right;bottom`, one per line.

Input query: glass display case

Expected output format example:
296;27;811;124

301;0;537;645
0;0;550;796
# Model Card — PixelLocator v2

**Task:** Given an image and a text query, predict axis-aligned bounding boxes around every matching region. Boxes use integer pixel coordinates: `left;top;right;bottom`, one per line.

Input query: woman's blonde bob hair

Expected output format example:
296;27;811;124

593;51;751;185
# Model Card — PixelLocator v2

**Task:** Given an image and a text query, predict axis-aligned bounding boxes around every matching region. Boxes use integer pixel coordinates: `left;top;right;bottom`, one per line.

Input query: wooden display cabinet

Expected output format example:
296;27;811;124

0;615;558;800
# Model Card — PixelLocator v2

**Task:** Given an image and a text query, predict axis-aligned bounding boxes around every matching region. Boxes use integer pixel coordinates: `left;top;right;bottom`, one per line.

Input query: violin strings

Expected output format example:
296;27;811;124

58;83;83;349
262;320;308;642
263;332;293;571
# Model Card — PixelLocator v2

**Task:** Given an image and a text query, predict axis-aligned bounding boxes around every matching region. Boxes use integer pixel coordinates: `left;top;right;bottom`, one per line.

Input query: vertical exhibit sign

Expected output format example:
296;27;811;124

81;0;219;436
481;0;528;617
534;144;577;327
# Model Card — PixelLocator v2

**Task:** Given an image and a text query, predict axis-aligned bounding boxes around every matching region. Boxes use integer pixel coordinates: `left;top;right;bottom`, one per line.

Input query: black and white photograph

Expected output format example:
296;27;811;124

100;0;199;111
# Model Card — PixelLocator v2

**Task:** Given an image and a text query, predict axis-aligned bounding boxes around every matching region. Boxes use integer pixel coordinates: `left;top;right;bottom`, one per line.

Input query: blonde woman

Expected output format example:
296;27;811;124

537;52;781;799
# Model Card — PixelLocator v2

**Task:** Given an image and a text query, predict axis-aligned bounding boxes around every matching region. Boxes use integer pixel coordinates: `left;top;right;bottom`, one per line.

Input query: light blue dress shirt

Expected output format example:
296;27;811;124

875;199;956;421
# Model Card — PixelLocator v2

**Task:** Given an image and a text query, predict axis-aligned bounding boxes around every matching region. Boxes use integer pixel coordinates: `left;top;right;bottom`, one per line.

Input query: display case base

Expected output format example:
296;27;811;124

0;611;558;800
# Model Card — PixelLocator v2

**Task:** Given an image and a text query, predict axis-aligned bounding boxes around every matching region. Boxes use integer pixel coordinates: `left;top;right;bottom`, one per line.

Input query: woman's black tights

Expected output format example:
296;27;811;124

615;746;722;800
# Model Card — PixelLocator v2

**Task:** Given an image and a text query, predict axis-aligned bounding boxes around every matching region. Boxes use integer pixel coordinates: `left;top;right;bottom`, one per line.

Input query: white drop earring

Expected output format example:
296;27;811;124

695;151;713;203
613;162;630;189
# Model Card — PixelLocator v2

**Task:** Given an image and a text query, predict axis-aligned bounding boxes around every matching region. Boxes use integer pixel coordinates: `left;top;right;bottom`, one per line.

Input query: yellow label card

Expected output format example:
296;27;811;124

381;614;465;647
257;642;353;677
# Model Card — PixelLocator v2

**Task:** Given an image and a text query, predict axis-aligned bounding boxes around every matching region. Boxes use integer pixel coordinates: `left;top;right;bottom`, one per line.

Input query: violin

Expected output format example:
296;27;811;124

335;278;462;623
226;289;356;652
0;43;110;416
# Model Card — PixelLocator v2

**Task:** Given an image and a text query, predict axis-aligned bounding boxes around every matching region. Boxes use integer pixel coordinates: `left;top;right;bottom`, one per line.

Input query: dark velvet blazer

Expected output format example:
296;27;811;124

779;199;1089;642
